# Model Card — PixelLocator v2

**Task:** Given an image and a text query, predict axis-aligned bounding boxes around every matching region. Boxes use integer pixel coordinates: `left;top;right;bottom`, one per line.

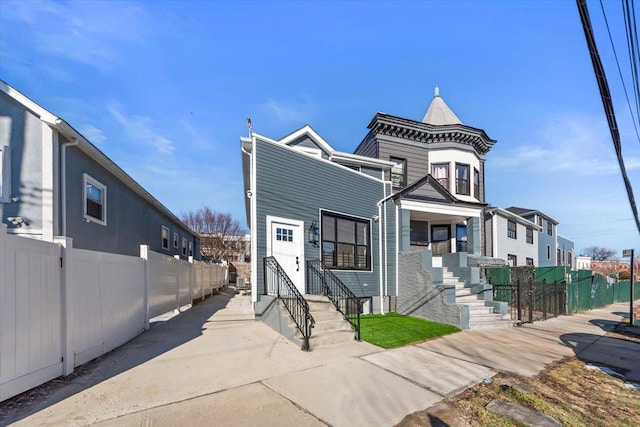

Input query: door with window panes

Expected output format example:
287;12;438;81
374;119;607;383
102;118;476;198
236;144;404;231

269;218;305;294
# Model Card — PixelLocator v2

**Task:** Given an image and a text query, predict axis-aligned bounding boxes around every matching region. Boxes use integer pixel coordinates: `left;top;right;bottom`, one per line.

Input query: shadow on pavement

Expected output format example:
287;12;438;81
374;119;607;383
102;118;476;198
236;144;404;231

560;325;640;383
0;288;239;426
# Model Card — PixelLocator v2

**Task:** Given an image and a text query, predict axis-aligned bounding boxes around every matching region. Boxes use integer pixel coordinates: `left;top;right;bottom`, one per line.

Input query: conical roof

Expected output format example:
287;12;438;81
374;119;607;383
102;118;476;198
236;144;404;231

422;86;462;125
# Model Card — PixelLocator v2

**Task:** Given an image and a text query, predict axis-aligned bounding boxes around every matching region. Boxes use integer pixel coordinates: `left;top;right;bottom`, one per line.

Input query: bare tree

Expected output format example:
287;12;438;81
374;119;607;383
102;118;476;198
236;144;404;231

581;246;617;261
182;208;247;261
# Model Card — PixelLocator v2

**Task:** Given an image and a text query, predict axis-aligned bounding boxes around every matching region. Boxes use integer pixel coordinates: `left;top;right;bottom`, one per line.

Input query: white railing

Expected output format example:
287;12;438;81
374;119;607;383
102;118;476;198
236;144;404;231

0;224;228;402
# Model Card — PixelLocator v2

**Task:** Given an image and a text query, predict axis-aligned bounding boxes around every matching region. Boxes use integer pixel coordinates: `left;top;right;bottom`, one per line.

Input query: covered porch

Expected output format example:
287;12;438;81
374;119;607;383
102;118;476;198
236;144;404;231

397;199;483;267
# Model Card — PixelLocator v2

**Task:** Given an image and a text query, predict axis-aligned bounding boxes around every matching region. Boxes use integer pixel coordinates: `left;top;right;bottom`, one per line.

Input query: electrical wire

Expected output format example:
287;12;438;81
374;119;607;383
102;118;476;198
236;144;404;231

622;0;640;135
599;0;640;143
576;0;640;237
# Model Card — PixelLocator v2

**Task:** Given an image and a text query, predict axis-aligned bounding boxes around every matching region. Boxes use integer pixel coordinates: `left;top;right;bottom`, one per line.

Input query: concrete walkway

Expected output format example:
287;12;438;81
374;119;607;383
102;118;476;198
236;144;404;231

3;288;639;427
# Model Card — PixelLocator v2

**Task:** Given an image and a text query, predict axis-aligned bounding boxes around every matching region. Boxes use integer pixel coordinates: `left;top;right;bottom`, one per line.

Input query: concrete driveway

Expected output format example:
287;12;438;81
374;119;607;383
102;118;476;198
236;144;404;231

2;288;638;427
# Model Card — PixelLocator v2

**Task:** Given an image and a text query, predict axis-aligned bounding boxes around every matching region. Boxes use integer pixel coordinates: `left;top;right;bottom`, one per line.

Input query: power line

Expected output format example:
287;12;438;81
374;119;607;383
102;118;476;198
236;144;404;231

599;0;640;143
576;0;640;237
622;0;640;136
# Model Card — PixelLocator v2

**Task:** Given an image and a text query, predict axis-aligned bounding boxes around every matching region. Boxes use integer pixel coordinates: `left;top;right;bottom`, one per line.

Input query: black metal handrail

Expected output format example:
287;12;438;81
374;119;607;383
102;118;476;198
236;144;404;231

263;257;314;350
306;260;361;340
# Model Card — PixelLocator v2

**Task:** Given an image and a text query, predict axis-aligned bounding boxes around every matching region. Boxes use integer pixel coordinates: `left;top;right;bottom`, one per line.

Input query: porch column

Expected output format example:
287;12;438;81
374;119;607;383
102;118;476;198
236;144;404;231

466;217;481;255
399;209;411;252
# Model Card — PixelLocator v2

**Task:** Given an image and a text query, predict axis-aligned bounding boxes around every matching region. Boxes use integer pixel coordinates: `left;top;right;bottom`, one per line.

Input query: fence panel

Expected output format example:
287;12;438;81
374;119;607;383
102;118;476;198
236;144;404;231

178;259;192;307
69;248;145;367
193;261;202;299
147;250;179;318
1;232;63;401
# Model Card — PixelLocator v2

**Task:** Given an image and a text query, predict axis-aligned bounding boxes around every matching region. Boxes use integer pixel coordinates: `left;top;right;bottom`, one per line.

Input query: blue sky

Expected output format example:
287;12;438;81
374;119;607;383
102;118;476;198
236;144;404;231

1;0;639;257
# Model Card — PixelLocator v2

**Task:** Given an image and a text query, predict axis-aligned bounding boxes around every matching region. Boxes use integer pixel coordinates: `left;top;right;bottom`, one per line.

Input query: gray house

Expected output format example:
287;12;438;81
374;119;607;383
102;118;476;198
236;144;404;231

354;87;494;261
243;90;519;346
242;125;397;315
0;80;199;259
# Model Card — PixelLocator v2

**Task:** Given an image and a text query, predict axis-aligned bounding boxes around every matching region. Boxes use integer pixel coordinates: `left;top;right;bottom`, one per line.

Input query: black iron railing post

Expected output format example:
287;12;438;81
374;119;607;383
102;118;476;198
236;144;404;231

542;279;547;320
553;280;558;317
263;258;267;296
528;280;534;323
516;279;522;323
356;298;361;341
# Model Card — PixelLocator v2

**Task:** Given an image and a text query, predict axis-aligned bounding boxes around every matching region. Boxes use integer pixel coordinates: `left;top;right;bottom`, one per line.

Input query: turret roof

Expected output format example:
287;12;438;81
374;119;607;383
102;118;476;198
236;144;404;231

422;86;462;125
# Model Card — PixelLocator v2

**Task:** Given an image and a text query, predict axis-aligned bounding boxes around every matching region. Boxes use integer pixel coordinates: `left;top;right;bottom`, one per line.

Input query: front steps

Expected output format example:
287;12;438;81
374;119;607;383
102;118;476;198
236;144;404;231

293;295;356;348
443;268;513;330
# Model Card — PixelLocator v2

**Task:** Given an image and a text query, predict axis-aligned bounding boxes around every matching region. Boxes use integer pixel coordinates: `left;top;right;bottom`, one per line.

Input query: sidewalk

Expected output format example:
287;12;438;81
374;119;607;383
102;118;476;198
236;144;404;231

2;288;638;427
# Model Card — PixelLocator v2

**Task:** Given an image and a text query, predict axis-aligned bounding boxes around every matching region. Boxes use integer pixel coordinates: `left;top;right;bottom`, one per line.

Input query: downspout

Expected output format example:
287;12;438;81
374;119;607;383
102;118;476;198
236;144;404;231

376;186;396;314
383;184;388;299
61;136;79;236
241;135;257;303
377;201;384;314
490;210;498;258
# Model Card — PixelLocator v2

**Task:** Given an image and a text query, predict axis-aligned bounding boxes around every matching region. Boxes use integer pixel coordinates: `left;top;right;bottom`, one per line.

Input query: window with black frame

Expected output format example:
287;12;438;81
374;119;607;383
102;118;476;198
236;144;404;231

455;163;470;195
390;157;407;189
321;212;370;270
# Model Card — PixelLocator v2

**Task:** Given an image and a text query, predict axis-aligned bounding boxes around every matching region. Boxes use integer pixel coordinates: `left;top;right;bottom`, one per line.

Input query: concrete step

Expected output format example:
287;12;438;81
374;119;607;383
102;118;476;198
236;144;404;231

469;319;514;329
312;319;353;333
455;289;474;297
467;306;495;315
309;330;356;347
311;310;345;322
307;300;336;312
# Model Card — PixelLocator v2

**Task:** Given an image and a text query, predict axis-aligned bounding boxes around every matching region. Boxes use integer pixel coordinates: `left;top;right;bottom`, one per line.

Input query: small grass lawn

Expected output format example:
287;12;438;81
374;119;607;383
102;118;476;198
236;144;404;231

359;312;460;349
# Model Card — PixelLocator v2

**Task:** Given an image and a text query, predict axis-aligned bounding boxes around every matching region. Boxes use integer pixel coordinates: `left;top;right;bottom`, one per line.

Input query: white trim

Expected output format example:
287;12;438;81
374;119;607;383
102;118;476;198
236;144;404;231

277;125;336;155
0;81;58;124
395;204;399;297
82;173;107;226
378;202;384;314
253;134;389;184
173;232;179;248
41;122;54;240
330;151;396;168
181;237;187;257
296;147;323;157
399;200;481;218
250;137;258;303
0;145;11;203
266;215;305;293
161;225;170;250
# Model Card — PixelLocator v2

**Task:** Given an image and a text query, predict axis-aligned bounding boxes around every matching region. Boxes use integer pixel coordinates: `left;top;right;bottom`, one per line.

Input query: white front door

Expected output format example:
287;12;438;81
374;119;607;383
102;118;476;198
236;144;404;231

267;216;305;294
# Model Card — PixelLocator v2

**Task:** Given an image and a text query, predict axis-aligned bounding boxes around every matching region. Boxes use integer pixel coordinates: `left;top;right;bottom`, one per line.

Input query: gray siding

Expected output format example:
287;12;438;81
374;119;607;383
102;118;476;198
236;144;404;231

288;136;329;157
255;138;396;298
64;145;198;258
378;139;429;186
0;93;44;231
353;132;378;158
360;166;383;180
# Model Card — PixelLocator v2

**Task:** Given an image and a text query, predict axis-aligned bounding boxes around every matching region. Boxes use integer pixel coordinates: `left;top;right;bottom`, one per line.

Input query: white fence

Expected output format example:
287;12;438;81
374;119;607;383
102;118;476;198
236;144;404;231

0;225;228;402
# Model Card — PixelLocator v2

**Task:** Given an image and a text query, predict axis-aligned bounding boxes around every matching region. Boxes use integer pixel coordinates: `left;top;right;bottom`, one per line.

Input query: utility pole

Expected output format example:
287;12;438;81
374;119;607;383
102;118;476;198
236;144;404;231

630;250;635;326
